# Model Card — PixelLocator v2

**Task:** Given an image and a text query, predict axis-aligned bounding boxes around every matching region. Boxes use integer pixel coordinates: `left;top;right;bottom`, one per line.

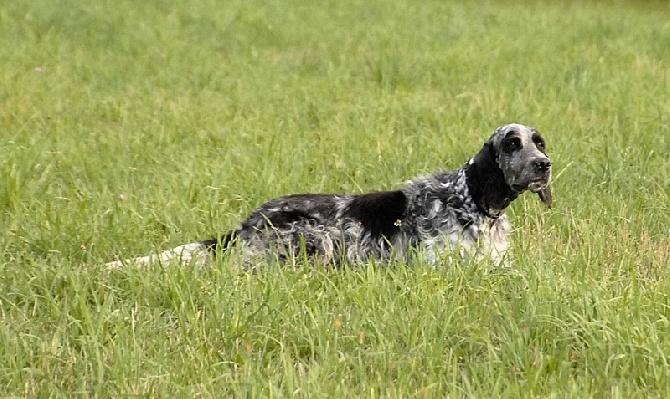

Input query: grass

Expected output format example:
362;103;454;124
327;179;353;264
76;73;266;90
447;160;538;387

1;0;669;396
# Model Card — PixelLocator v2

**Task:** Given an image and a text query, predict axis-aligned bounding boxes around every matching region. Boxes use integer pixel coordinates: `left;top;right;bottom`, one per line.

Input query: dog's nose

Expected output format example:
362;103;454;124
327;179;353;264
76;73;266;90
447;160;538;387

533;159;552;173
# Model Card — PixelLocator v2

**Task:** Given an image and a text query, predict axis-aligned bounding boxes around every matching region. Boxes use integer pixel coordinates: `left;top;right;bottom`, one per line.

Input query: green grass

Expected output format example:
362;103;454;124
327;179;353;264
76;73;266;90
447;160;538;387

1;0;669;396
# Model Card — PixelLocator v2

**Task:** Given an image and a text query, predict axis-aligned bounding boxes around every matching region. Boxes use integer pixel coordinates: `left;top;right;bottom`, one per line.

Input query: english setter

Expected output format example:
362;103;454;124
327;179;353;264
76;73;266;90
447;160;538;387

106;123;552;269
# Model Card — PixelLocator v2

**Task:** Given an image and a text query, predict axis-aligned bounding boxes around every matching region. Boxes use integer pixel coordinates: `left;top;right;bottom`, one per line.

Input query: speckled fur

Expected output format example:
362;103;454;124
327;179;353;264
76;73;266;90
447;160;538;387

106;123;552;269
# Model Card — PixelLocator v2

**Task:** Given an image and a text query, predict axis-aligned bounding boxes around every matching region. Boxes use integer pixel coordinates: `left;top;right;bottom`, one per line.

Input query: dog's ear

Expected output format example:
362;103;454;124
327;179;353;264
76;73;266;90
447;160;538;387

471;137;498;168
486;137;498;161
538;185;552;208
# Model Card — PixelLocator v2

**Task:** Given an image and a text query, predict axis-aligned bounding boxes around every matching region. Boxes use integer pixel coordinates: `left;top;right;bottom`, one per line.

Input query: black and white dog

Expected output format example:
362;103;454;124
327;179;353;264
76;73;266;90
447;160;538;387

107;123;551;269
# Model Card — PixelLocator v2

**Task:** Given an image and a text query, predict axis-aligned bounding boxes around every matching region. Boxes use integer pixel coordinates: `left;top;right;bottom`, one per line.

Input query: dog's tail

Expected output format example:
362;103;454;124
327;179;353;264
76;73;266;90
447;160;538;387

199;231;238;257
106;231;239;269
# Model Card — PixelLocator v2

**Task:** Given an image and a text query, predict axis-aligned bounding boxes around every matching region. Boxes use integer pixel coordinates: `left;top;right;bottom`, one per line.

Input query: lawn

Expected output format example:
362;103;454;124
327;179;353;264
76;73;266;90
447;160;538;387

1;0;669;397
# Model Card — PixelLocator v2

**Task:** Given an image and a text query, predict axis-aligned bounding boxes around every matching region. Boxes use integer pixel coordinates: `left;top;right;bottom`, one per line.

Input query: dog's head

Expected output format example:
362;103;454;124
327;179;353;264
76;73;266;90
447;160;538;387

488;123;552;207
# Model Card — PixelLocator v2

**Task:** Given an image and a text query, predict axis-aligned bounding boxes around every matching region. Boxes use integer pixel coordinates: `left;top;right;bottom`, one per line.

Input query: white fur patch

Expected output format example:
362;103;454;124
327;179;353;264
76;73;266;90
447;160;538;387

106;243;209;269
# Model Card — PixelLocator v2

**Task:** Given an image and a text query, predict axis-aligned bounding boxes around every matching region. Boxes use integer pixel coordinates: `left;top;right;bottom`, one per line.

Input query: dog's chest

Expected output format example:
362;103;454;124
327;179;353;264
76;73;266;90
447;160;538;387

470;216;511;261
415;205;511;265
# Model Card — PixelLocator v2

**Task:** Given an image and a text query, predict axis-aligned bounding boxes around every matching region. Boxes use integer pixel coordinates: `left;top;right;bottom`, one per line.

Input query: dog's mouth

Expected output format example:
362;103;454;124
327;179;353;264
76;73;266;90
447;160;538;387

511;180;549;193
528;181;548;193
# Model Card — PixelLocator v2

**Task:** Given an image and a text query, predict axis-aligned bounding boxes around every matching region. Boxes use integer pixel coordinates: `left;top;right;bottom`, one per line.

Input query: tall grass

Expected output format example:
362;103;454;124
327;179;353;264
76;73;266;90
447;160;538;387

1;0;669;396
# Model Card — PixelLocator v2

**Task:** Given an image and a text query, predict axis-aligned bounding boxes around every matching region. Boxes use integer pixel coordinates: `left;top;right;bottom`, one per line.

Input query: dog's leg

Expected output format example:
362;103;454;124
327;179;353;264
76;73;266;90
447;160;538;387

105;242;210;268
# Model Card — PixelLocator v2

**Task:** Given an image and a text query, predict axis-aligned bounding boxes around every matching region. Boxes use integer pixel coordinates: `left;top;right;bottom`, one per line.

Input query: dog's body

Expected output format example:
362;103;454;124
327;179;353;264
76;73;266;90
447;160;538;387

106;123;552;269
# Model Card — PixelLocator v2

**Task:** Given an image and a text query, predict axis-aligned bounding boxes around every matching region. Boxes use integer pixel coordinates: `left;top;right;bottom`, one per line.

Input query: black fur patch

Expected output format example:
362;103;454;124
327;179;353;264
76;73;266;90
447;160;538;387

465;141;518;216
200;231;237;256
257;209;319;229
344;190;408;238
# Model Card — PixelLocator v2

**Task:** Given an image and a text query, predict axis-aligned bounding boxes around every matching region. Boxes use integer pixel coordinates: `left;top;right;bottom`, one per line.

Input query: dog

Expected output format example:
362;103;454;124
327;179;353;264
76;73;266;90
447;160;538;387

106;123;552;269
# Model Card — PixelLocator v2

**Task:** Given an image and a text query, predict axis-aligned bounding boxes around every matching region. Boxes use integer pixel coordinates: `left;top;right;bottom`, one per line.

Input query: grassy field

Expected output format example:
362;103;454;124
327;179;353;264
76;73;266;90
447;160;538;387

1;0;669;396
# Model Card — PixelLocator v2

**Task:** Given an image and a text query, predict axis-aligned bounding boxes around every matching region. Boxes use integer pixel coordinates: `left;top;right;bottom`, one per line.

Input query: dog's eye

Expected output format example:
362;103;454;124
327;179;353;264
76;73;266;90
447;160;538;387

532;136;545;150
503;137;521;153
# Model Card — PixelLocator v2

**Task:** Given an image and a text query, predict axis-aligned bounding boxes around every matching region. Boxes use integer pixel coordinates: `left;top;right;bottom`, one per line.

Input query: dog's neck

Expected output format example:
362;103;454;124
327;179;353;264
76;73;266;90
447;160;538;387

463;144;519;219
